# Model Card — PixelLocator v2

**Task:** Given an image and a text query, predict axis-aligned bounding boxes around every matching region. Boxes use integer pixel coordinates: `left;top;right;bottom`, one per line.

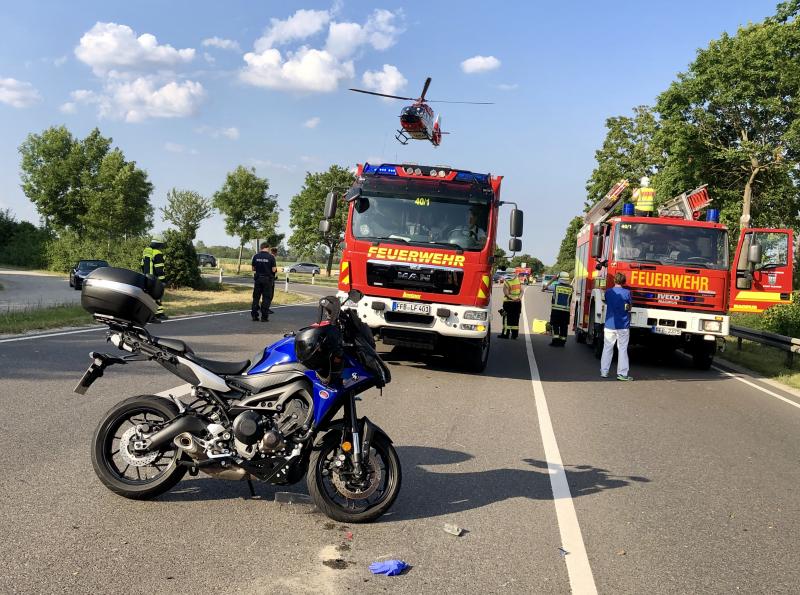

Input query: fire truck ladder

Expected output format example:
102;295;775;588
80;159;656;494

657;185;710;220
583;179;629;225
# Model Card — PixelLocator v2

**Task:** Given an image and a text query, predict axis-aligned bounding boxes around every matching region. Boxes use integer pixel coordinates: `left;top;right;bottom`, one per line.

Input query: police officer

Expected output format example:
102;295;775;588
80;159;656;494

141;233;166;318
252;242;277;322
549;271;573;346
498;271;523;339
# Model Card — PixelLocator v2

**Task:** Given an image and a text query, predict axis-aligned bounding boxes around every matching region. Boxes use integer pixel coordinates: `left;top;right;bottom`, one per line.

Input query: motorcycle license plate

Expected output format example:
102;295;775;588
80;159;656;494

652;326;681;336
391;301;431;315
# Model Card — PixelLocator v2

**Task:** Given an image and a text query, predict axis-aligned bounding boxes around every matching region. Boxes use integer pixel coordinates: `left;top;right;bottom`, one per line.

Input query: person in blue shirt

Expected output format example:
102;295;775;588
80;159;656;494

601;272;633;381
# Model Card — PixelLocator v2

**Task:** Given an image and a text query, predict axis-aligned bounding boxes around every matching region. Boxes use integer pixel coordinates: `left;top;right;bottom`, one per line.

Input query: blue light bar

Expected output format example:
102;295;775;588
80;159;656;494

363;163;398;176
454;171;489;184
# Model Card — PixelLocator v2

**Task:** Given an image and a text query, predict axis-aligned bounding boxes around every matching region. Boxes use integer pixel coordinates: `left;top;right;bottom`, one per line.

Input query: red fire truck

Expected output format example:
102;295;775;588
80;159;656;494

320;163;524;372
573;181;793;369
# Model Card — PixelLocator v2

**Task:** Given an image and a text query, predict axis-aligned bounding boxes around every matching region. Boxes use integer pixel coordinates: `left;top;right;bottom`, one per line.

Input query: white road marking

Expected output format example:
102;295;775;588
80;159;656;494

0;302;314;344
156;384;191;398
712;365;800;411
520;300;598;595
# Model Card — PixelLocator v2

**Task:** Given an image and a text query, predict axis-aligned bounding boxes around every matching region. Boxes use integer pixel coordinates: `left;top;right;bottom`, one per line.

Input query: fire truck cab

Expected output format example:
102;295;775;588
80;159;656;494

573;183;793;369
320;163;524;372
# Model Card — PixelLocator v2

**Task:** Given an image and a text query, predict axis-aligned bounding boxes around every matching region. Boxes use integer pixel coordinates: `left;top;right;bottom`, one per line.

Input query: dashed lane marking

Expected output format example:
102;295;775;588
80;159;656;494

520;298;598;595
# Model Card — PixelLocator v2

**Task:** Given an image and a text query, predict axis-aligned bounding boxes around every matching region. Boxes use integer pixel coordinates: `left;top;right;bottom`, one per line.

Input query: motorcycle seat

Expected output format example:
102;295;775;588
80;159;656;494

155;337;193;354
186;354;251;376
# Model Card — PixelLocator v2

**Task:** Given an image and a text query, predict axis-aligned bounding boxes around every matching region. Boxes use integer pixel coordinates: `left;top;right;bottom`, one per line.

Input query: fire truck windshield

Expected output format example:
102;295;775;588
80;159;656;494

614;223;729;269
351;194;490;251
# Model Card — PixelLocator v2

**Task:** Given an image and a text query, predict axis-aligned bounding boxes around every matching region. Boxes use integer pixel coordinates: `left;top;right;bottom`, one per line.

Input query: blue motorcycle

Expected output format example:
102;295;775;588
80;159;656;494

76;269;400;523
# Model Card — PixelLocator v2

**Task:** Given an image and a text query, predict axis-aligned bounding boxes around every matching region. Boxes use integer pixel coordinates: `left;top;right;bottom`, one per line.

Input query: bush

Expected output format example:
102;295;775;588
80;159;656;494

761;295;800;338
46;231;148;272
163;230;202;289
0;220;50;268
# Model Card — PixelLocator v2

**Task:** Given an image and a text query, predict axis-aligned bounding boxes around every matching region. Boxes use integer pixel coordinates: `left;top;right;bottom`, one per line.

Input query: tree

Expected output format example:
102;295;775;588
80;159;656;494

163;229;202;289
585;106;663;209
552;216;583;275
213;166;279;273
493;246;510;271
19;126;152;236
161;189;213;240
288;165;355;275
656;3;800;232
510;254;545;276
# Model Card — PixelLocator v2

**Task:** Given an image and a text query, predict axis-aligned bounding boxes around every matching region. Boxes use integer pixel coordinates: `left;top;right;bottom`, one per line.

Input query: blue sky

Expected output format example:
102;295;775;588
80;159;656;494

0;0;780;263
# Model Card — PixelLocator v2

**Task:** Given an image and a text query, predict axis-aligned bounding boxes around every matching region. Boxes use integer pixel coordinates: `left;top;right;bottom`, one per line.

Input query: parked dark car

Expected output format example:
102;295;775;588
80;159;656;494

285;262;321;274
69;259;109;290
197;253;217;267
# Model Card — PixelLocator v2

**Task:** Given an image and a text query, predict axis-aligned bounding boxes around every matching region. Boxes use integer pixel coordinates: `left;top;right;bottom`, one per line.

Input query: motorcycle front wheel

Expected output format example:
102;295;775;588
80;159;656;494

91;395;187;500
308;430;401;523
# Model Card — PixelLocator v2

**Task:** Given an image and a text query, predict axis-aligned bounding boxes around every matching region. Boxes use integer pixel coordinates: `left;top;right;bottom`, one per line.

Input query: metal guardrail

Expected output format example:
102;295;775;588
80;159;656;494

730;325;800;365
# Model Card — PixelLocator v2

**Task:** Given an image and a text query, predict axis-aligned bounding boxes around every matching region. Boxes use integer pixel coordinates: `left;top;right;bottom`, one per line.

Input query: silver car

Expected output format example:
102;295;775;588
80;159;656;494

285;262;321;274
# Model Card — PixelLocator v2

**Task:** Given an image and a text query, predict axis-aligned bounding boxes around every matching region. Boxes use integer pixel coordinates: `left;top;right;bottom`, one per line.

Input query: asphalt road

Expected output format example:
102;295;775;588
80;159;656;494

0;288;798;594
0;269;77;311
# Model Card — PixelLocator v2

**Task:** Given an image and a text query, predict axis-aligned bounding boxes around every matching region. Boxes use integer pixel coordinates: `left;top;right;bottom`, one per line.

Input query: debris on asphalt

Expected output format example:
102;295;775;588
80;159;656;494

369;559;409;576
443;523;464;536
558;547;568;557
345;531;353;540
616;549;626;556
274;492;315;513
323;558;352;570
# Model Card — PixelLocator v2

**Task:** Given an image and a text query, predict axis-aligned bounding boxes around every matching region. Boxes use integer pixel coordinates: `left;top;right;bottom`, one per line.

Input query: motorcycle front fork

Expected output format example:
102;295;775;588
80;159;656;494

344;393;365;479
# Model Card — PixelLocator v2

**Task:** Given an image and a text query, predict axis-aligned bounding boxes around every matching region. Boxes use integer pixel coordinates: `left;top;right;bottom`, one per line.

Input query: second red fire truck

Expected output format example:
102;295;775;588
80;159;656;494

573;181;793;369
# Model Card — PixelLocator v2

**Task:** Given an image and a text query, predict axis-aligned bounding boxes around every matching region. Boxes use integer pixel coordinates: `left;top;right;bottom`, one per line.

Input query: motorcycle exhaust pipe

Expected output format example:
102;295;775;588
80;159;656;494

146;415;207;450
173;432;203;458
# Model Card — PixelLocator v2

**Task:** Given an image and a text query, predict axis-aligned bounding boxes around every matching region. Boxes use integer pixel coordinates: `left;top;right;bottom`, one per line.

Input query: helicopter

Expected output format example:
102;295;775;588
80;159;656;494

348;77;492;146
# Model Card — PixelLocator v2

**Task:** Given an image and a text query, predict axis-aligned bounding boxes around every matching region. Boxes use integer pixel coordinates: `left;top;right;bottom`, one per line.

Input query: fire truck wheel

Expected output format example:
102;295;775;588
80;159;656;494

465;333;490;373
690;339;715;370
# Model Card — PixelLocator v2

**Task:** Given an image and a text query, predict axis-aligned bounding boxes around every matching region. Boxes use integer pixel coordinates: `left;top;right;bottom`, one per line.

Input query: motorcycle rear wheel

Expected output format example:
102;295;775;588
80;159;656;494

308;431;401;523
91;395;187;500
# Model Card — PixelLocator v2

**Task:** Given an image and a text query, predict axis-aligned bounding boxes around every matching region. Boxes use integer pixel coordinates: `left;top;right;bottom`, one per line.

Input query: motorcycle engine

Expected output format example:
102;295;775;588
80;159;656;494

232;398;309;460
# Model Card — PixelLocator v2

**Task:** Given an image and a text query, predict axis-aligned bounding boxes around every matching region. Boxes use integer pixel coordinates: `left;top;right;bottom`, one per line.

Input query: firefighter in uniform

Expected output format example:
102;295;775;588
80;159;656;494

549;271;573;346
631;176;655;217
498;271;523;339
141;234;166;318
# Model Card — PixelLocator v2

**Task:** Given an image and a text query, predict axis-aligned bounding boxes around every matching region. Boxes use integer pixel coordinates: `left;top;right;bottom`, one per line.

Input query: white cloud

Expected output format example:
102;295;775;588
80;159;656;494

255;9;331;51
75;22;195;75
303;116;320;128
202;37;241;52
250;158;294;172
241;47;354;93
362;64;407;99
72;77;205;122
496;83;518;91
241;8;403;93
461;55;501;74
196;125;240;140
203;52;216;65
0;78;41;108
54;55;68;67
59;102;77;114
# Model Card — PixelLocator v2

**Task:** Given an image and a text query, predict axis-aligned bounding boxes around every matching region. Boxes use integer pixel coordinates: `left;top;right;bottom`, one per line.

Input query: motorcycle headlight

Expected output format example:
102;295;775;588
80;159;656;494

463;310;488;321
702;320;722;333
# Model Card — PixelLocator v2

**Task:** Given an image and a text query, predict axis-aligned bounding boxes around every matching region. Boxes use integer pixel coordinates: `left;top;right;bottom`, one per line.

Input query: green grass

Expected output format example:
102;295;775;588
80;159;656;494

720;336;800;390
0;285;309;336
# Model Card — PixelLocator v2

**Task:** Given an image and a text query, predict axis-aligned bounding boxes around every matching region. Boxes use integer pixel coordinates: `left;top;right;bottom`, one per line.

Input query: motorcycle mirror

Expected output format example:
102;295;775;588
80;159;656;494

348;288;364;303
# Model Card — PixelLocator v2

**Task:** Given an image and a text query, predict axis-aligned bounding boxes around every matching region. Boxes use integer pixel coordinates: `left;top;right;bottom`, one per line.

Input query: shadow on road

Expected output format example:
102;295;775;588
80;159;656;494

153;446;650;521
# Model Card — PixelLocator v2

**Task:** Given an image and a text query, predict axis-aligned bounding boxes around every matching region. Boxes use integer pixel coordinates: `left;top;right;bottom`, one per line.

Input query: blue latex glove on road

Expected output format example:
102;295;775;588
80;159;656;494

369;560;409;576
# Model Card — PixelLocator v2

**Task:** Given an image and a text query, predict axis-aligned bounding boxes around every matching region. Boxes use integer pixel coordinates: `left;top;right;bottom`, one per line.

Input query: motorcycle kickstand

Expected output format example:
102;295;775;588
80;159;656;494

246;478;256;498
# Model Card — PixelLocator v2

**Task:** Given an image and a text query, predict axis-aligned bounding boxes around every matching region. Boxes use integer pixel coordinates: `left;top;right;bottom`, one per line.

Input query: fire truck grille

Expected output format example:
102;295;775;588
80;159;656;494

367;262;464;295
631;287;717;311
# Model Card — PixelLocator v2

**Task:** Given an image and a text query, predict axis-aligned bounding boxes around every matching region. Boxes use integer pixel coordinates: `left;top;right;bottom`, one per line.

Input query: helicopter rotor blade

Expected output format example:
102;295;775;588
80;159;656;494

349;88;415;101
426;100;494;105
419;77;432;101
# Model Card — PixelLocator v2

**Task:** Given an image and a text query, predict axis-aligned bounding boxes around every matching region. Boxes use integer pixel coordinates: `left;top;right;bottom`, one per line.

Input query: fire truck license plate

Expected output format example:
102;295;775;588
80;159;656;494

652;326;681;336
391;301;432;315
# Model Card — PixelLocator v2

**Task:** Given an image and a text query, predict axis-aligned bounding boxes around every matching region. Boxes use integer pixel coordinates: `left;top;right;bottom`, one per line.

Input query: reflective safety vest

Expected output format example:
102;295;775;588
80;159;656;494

552;282;573;311
141;246;165;280
504;276;522;300
632;187;655;212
